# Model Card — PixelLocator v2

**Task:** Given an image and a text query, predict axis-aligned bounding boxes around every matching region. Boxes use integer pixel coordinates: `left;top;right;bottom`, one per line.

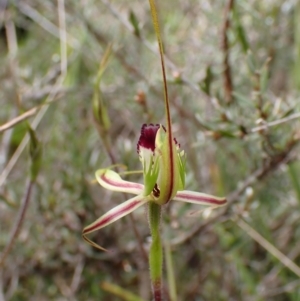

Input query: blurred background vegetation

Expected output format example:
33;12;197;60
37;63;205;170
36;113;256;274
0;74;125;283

1;0;300;300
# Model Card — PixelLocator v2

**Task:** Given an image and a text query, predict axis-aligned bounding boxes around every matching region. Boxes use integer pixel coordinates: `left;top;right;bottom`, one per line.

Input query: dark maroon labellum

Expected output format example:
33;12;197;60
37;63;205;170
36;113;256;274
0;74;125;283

137;124;160;153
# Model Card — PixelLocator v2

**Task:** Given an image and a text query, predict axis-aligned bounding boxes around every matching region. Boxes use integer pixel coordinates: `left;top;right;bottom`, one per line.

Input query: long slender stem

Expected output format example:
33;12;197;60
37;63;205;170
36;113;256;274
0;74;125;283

0;179;34;268
148;202;163;301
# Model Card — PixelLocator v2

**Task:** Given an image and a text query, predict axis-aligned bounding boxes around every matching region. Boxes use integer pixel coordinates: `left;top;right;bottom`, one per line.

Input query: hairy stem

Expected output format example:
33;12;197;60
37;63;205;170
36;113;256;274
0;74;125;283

148;202;163;301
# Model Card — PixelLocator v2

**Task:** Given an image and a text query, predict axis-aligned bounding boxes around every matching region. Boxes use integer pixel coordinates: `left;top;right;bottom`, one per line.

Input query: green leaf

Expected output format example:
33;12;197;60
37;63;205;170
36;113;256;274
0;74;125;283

288;162;300;203
93;45;112;133
199;65;213;95
101;281;146;301
10;122;27;151
129;10;140;37
28;126;42;181
281;108;295;118
233;6;249;53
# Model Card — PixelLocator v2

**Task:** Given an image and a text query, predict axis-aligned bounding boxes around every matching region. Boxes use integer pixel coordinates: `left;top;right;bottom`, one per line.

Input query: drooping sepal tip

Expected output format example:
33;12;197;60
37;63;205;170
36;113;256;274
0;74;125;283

82;195;148;251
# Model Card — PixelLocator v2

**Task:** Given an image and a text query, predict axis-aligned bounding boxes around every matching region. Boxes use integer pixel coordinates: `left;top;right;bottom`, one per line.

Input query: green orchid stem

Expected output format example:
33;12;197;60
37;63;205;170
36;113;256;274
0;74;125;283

148;201;163;301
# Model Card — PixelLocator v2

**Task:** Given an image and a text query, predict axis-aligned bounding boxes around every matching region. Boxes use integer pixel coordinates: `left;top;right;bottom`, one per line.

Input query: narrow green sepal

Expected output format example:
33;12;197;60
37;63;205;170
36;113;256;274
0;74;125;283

178;151;186;190
154;126;165;149
143;155;159;196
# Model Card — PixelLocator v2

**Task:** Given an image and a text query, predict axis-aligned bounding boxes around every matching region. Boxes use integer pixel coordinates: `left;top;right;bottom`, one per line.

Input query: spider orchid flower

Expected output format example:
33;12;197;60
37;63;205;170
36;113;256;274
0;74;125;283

83;2;226;299
82;123;226;250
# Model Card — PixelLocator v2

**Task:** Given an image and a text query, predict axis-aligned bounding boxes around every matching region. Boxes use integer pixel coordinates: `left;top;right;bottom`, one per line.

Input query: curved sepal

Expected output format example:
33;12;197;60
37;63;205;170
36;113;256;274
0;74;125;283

177;148;186;190
95;169;144;195
82;194;149;251
173;190;227;206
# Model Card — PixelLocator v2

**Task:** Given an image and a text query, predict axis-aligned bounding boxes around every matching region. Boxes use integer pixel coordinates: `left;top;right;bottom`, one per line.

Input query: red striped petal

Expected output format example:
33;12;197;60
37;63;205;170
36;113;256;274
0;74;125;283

82;195;148;251
96;169;144;195
174;190;227;206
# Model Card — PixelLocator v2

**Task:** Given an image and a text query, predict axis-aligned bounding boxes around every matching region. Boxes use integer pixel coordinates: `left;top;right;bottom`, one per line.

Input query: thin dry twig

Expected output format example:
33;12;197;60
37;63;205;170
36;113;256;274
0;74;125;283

70;256;85;295
0;107;39;133
0;30;79;188
260;279;300;297
0;74;64;188
260;242;300;293
233;216;300;278
171;145;298;246
0;180;34;269
250;111;300;133
3;266;19;300
0;84;66;176
0;272;4;301
57;0;68;76
17;2;78;49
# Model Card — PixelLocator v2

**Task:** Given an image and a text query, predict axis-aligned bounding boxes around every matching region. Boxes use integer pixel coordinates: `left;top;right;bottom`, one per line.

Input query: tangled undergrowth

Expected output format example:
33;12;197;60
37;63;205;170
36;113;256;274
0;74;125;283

1;1;300;300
